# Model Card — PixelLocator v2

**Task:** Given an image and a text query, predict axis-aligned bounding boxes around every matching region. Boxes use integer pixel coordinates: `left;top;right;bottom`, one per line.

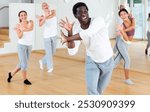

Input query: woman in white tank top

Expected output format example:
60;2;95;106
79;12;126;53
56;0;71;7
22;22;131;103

7;10;33;85
37;2;57;73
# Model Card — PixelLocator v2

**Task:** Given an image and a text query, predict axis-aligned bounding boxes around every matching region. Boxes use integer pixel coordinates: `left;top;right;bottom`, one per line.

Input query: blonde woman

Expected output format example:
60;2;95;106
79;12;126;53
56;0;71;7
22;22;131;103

37;2;57;73
7;10;33;85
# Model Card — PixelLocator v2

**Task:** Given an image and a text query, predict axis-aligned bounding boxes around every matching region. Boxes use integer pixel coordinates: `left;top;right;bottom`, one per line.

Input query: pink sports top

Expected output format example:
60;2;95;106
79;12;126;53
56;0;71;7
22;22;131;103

122;20;135;37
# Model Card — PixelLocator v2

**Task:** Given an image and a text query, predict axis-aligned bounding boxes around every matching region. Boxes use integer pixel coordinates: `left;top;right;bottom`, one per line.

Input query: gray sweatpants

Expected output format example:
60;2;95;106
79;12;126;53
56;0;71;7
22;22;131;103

114;36;130;69
147;31;150;48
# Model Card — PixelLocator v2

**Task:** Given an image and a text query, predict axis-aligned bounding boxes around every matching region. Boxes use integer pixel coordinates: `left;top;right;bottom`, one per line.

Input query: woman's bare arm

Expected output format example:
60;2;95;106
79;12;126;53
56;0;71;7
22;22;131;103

120;29;129;41
39;16;46;27
124;18;135;32
118;25;129;41
47;10;56;19
15;28;23;39
22;20;34;31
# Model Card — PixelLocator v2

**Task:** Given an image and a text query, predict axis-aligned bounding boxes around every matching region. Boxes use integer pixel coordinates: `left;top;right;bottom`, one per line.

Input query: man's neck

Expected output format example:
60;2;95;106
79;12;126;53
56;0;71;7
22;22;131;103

80;18;91;30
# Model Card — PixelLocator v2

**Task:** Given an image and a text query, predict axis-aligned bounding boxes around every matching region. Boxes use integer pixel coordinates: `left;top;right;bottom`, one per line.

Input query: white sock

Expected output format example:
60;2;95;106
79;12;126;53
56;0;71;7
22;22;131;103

39;60;43;70
124;79;134;85
47;68;53;73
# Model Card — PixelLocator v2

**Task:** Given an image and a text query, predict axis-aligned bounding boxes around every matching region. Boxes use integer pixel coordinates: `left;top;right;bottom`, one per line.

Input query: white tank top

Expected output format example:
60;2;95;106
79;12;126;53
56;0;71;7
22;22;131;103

18;31;33;46
43;16;57;38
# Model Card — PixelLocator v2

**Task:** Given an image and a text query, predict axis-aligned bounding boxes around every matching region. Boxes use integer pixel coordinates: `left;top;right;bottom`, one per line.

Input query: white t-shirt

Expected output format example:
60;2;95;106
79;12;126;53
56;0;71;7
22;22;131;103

43;16;57;38
79;16;113;63
18;31;33;46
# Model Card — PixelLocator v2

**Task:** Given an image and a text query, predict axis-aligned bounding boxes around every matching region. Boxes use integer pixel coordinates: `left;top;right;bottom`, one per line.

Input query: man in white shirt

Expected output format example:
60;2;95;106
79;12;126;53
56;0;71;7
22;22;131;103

60;2;114;95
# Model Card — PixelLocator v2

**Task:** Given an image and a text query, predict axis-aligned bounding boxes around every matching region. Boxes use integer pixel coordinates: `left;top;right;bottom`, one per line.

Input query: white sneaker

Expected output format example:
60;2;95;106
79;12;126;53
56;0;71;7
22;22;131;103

39;60;43;70
126;41;132;45
124;79;134;85
47;68;53;73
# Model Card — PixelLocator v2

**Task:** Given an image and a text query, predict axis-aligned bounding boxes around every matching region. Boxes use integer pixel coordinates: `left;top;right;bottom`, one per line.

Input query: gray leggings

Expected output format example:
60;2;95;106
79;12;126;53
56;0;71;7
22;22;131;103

114;36;130;69
147;31;150;48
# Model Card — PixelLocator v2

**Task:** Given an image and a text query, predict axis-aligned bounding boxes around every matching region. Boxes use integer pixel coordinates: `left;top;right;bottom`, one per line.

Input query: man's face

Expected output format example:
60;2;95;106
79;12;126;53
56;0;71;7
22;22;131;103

75;6;89;24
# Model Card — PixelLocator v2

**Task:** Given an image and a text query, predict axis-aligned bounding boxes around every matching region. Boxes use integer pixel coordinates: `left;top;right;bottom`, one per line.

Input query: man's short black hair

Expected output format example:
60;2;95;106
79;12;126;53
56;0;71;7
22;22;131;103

118;8;128;16
72;2;88;15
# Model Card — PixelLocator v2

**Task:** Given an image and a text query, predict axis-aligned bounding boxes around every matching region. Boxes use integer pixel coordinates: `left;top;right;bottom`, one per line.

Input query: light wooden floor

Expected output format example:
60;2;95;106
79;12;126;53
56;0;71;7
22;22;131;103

0;40;150;95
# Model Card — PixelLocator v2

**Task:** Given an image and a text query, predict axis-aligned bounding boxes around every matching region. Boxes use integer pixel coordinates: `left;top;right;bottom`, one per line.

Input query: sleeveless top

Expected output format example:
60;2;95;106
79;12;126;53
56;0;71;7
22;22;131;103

18;23;33;46
43;16;57;38
122;19;135;37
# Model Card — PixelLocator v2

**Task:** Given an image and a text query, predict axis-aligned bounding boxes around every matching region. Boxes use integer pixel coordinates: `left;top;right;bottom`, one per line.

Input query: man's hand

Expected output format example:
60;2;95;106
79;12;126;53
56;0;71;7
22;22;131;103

59;17;75;32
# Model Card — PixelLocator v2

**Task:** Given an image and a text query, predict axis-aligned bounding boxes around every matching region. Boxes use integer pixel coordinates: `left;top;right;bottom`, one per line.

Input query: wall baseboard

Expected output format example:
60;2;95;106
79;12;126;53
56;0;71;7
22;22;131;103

0;48;85;62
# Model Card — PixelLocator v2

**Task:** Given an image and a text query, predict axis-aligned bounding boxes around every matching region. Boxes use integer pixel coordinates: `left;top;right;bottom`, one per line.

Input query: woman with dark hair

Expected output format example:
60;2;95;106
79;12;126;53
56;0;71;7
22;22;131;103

145;14;150;55
7;10;33;85
114;8;135;85
114;5;135;53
